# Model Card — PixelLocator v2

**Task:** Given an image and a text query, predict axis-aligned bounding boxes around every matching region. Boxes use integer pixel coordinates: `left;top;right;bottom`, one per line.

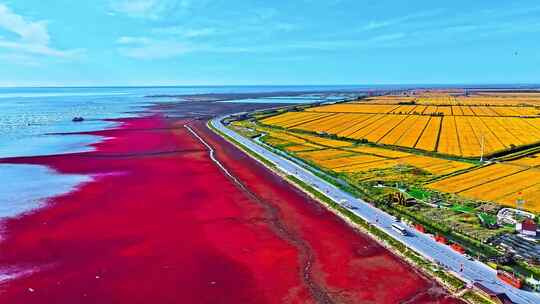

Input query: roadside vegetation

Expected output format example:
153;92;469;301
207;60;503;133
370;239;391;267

285;173;469;294
216;116;474;296
225;90;540;292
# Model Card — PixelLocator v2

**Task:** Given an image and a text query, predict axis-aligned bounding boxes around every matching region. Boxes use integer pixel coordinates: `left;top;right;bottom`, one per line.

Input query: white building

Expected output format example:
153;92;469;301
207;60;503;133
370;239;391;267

516;218;537;237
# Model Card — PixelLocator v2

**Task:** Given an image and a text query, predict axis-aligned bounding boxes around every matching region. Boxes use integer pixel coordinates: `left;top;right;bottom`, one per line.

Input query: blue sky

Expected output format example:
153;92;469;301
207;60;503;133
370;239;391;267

0;0;539;86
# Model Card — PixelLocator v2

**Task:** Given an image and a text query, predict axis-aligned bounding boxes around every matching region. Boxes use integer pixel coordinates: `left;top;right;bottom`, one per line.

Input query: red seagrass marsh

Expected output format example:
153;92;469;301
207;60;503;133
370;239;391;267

0;108;463;303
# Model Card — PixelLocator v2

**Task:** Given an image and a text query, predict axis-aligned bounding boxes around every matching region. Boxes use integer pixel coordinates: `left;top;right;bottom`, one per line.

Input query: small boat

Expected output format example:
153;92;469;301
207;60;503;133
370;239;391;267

72;117;84;122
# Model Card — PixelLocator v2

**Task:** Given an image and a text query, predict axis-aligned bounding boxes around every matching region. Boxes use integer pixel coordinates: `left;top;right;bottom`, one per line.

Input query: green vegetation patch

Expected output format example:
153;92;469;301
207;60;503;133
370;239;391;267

477;212;497;226
463;290;496;304
407;187;429;200
451;204;475;214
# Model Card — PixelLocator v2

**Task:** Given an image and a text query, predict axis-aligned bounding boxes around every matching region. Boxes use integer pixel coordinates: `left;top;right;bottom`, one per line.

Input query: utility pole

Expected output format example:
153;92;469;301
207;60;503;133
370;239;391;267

516;191;524;210
480;134;485;162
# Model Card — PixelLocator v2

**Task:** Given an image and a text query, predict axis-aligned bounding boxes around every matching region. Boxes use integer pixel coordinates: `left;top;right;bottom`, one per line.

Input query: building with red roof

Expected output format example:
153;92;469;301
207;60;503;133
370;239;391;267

516;218;537;237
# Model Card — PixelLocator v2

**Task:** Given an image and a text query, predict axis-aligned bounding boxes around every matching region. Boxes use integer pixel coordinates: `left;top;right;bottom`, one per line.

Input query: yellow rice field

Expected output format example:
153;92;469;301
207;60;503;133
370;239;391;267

263;109;540;158
285;145;322;152
295;144;473;176
399;155;473;175
428;164;525;193
358;92;540;106
344;146;411;158
428;164;540;212
289;132;354;148
258;91;540;212
305;103;539;117
508;153;540;167
296;149;355;161
498;184;540;213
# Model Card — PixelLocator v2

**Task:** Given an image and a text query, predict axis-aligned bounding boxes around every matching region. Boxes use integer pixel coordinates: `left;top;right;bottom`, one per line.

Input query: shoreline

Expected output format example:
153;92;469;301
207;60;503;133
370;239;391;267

0;103;464;303
193;117;464;303
208;115;510;304
207;119;467;290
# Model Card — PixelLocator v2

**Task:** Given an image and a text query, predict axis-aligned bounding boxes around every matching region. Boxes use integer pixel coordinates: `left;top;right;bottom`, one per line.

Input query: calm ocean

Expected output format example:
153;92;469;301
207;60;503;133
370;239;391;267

0;85;373;158
0;85;367;218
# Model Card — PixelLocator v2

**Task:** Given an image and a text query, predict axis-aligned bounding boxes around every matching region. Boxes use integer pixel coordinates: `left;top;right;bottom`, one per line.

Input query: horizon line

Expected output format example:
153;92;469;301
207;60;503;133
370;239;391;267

1;83;540;89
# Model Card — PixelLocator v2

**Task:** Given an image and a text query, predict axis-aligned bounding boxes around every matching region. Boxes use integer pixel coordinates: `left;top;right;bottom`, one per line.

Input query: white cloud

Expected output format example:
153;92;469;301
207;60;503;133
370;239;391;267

117;36;192;59
362;19;398;31
110;0;161;19
273;22;298;32
152;26;218;38
116;30;409;60
441;25;479;34
271;32;407;51
110;0;193;19
117;36;152;44
0;52;40;66
116;35;250;59
152;21;297;40
180;28;216;38
0;4;80;59
370;32;406;42
361;9;443;31
0;5;49;44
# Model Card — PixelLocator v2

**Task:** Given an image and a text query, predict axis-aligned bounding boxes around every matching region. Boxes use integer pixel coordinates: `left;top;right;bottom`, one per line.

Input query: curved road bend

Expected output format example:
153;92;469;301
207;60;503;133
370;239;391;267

210;116;540;304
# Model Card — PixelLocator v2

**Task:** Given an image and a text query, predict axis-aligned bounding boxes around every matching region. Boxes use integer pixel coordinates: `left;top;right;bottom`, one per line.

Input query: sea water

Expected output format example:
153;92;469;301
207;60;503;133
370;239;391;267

0;85;367;158
0;85;367;219
0;164;91;218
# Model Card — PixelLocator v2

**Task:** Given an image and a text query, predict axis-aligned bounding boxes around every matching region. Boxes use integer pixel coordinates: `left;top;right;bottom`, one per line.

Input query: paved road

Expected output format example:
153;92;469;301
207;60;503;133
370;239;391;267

211;116;540;304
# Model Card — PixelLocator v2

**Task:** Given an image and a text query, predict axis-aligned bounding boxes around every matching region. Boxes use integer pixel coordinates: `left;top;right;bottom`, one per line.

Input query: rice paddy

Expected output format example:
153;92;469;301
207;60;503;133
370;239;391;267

255;91;540;213
428;163;540;212
260;94;540;158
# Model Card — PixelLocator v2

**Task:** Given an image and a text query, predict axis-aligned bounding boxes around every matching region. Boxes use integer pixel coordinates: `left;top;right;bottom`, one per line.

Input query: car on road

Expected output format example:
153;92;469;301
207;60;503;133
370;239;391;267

340;199;358;210
464;254;474;261
345;203;358;210
392;223;408;236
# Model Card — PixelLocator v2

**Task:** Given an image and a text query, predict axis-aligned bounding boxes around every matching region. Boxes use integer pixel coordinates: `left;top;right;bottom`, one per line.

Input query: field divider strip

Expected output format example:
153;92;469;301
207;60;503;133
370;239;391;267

376;114;409;143
452;116;463;157
477;116;507;151
286;113;335;129
434;116;444;153
454;167;529;195
340;114;380;138
393;115;421;145
413;116;433;149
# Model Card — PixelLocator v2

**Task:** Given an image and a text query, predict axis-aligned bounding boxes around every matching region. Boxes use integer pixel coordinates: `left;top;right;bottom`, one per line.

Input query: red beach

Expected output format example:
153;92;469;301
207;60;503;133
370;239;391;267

0;112;463;303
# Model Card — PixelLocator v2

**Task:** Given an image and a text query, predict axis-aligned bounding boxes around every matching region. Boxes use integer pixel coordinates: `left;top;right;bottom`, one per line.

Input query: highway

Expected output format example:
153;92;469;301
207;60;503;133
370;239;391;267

211;116;540;304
